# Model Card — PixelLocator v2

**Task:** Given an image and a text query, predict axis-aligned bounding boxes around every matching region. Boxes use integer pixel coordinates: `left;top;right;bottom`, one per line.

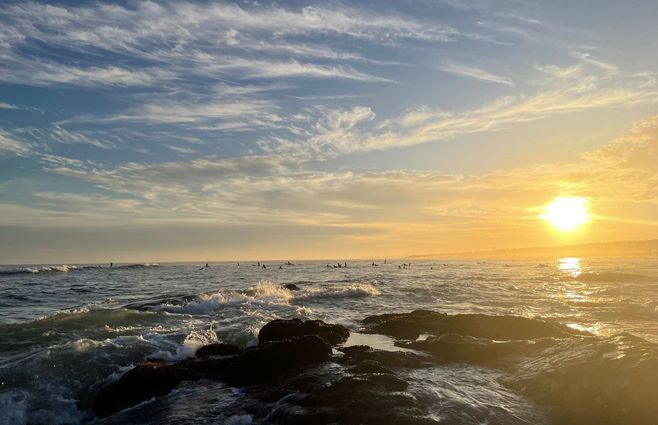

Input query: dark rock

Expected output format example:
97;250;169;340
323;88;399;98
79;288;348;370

282;283;300;291
195;343;242;358
349;359;394;374
222;335;332;386
399;334;554;366
258;318;349;345
363;309;588;340
331;374;409;392
92;361;181;417
339;345;430;368
93;335;332;416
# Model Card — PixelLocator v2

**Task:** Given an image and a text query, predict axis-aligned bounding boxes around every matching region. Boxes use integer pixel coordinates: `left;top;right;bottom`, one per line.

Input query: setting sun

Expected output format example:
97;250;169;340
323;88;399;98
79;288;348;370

540;197;591;232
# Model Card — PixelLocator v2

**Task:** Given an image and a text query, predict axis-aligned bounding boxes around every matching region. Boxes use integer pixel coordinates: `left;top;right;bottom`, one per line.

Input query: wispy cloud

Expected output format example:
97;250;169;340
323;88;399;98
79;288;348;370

0;1;453;89
0;102;35;110
0;131;30;154
438;60;514;86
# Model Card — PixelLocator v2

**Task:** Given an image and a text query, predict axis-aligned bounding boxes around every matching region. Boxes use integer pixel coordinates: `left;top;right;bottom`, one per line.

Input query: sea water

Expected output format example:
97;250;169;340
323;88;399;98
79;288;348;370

0;258;656;424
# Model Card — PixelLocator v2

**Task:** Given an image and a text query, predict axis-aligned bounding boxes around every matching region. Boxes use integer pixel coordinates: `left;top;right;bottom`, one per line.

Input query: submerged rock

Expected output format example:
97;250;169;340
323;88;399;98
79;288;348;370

399;333;554;366
339;345;430;368
258;318;349;345
92;361;181;417
195;343;242;358
363;309;588;340
282;283;300;291
349;359;394;375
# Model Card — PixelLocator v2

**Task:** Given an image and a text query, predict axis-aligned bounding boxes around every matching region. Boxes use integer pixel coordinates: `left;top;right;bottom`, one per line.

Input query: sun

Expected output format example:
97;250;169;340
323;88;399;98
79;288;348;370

539;197;590;232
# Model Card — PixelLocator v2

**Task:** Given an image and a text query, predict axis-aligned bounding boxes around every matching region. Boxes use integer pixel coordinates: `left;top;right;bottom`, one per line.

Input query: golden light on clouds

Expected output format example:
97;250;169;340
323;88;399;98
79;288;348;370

540;197;591;232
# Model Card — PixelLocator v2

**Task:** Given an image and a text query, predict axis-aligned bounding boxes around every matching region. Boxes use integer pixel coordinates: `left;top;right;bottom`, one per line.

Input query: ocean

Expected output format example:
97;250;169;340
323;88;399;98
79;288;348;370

0;258;657;424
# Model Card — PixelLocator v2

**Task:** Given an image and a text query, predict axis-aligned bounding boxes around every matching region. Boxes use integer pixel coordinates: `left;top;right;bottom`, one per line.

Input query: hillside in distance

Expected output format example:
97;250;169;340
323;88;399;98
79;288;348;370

409;239;658;260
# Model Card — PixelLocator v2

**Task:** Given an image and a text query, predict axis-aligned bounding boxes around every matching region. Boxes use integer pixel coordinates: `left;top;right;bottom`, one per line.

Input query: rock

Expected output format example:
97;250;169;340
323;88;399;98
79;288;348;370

92;361;181;417
331;374;409;392
349;359;394;374
221;335;332;386
93;336;332;416
282;283;300;291
258;318;349;345
399;334;553;365
339;345;430;368
363;310;588;340
195;343;242;358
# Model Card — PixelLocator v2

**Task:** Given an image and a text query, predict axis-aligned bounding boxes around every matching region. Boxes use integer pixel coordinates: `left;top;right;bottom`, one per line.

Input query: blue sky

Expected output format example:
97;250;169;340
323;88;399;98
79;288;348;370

1;0;658;263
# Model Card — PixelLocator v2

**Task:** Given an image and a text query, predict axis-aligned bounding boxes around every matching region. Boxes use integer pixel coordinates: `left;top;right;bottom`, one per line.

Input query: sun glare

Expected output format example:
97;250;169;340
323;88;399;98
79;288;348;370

540;197;590;232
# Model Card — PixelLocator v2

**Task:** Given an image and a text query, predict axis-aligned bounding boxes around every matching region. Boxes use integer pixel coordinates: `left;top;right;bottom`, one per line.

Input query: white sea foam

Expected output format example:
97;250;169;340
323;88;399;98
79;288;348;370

165;281;294;315
296;283;381;300
0;265;76;275
164;281;379;315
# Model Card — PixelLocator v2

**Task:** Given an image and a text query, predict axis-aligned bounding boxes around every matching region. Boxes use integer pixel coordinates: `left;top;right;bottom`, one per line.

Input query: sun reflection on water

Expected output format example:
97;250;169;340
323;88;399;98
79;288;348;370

559;257;582;277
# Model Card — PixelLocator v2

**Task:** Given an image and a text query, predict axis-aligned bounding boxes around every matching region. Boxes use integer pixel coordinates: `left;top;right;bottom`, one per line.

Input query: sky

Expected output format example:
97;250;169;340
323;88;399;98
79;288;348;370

1;0;658;263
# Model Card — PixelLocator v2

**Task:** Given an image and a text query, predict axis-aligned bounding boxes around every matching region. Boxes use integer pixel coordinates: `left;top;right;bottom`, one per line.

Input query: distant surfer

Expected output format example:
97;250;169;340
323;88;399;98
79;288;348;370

110;262;113;268
205;263;209;268
262;264;266;269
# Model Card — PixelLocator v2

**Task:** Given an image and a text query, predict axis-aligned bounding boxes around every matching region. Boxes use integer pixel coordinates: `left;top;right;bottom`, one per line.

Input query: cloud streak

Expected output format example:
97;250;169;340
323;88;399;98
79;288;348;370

438;60;514;86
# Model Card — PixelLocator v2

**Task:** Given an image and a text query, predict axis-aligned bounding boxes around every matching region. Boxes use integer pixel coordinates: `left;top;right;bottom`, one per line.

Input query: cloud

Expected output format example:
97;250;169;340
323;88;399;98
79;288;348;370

0;1;453;89
0;131;30;154
0;102;34;110
438;60;514;86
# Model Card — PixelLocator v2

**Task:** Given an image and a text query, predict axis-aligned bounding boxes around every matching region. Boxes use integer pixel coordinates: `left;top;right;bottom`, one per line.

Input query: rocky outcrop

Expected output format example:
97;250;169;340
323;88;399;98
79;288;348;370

258;318;350;345
195;343;242;358
399;333;554;366
282;283;300;291
339;345;431;368
363;309;589;340
92;361;181;417
93;320;340;417
349;359;394;375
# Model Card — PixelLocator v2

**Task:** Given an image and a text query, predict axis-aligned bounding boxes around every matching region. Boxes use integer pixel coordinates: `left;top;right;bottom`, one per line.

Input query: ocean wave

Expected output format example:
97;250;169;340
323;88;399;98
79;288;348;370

125;281;380;315
296;284;381;301
575;271;651;282
0;265;76;275
0;263;159;276
117;263;159;269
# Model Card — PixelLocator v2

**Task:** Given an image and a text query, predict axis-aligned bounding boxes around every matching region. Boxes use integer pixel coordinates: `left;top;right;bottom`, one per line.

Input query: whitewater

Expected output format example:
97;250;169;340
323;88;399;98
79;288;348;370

0;258;656;424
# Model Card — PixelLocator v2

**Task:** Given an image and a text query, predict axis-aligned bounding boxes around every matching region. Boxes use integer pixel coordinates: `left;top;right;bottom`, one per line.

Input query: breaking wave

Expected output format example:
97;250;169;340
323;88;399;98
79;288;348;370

0;265;76;275
125;281;380;315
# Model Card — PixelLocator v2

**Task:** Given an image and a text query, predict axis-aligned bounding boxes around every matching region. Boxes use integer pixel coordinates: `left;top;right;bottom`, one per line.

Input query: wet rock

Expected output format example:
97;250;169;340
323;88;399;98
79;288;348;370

258;318;349;345
331;374;409;392
195;343;242;358
92;361;181;417
339;345;430;368
399;334;553;366
93;330;334;416
282;283;300;291
349;359;394;374
221;335;333;386
294;373;435;425
363;309;588;340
